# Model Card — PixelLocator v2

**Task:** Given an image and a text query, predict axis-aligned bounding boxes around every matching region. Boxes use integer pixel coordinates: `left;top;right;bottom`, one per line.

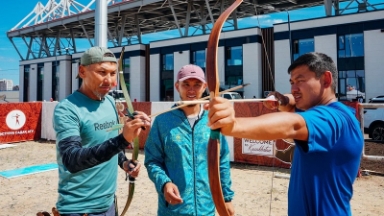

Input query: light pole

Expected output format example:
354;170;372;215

54;53;59;101
286;9;293;64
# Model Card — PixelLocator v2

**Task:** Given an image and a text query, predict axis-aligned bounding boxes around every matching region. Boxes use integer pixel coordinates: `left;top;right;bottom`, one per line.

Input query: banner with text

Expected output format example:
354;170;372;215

242;139;275;156
233;102;292;168
0;102;42;143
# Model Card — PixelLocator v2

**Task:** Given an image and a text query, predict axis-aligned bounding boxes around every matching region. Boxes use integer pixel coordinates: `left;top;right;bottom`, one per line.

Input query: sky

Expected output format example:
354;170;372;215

0;0;382;86
0;1;40;86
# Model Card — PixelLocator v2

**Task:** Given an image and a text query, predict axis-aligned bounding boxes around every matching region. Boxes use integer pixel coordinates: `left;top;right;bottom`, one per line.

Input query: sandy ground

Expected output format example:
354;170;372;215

0;141;383;216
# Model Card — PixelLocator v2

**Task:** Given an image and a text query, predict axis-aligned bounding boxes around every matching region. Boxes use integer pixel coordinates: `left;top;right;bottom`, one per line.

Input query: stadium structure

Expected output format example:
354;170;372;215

6;0;384;102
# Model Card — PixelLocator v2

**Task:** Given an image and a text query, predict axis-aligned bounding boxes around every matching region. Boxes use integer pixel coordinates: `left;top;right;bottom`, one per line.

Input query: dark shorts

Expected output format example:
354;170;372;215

61;203;115;216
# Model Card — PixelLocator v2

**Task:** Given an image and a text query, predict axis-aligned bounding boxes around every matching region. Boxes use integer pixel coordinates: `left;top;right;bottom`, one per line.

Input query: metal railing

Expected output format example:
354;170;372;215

358;103;384;161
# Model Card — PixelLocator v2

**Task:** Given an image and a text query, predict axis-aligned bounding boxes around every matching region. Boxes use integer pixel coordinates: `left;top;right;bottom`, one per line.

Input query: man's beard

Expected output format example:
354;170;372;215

93;83;111;100
92;90;107;100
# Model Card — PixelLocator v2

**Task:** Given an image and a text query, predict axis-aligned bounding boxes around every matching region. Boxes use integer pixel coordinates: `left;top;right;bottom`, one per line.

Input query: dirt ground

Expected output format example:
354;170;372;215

0;140;383;216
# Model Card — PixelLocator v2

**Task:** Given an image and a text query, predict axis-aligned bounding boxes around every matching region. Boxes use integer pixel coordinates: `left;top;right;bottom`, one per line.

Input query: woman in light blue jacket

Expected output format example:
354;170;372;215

144;64;234;216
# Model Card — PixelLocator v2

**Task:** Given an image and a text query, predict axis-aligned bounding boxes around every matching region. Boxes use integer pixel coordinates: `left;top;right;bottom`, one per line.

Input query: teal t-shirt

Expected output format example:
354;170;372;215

53;91;119;214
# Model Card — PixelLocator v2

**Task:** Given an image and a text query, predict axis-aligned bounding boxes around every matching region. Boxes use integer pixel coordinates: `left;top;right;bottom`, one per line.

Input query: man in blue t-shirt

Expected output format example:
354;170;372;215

206;52;363;216
53;47;151;216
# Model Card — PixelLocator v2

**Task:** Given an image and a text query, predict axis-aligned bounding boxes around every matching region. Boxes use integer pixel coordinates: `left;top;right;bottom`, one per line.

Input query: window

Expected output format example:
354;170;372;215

52;61;59;101
225;46;243;91
37;64;44;101
293;38;314;60
161;53;174;101
226;46;242;66
338;34;364;58
337;33;365;101
192;50;206;71
338;70;365;101
23;65;30;102
223;94;232;99
122;57;130;92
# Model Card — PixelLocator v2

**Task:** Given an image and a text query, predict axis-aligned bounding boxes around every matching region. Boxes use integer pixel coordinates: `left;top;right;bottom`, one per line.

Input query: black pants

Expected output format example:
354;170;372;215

61;203;116;216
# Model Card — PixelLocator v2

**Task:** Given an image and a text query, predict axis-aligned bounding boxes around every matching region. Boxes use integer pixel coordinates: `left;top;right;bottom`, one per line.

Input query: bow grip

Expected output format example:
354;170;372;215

127;160;138;182
126;111;146;130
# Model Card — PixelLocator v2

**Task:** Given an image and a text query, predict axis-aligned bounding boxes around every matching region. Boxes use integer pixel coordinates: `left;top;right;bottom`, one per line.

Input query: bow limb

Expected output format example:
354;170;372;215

118;47;135;116
117;47;140;216
206;1;243;216
120;137;139;216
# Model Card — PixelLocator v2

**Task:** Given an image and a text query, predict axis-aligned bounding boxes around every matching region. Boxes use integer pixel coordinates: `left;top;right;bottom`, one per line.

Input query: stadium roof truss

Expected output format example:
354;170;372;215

7;0;382;60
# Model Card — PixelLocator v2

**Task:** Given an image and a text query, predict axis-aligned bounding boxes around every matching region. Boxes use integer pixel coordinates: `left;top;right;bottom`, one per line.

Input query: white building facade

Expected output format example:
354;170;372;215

149;28;263;101
17;10;384;102
274;10;384;101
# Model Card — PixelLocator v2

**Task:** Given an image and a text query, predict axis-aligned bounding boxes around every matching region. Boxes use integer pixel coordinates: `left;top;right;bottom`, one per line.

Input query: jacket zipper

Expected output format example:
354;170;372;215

191;117;201;216
182;108;203;216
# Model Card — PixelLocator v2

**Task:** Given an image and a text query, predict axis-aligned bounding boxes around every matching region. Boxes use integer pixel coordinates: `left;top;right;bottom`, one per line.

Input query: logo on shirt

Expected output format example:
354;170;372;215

94;120;116;131
6;110;26;130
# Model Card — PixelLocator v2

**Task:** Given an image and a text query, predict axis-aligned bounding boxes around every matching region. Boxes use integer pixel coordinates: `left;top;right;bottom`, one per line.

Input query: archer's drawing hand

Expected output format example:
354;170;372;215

163;182;183;205
123;160;141;178
263;91;293;112
122;111;151;142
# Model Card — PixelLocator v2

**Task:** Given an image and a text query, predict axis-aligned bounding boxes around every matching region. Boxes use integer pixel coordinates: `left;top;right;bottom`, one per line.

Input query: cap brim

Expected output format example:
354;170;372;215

178;76;206;83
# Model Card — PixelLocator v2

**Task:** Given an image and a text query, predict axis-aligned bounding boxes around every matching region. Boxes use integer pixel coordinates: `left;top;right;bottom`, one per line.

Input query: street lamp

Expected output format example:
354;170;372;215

286;9;293;64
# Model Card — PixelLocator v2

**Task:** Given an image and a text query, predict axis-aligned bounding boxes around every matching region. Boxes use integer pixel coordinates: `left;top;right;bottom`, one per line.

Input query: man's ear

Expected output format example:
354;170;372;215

323;71;333;88
78;65;86;79
175;81;180;92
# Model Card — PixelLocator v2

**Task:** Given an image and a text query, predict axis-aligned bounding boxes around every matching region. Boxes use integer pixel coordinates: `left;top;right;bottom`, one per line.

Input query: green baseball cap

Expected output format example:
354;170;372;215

77;46;117;78
80;46;117;66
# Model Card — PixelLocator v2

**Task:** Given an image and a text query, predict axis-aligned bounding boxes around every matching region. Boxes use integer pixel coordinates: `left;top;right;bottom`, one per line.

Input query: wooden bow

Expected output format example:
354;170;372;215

205;1;243;215
117;47;140;216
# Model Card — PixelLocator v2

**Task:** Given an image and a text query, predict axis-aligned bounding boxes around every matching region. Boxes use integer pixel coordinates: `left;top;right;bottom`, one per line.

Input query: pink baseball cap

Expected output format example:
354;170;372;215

177;64;206;83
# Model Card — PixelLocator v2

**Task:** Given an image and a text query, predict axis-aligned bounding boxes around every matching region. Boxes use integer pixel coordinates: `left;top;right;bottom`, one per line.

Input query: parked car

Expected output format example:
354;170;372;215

364;96;384;141
368;95;384;103
221;92;243;100
108;90;125;101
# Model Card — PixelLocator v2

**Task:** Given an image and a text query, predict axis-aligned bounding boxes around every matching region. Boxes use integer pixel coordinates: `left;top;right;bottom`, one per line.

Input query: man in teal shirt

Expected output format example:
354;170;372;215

53;47;151;215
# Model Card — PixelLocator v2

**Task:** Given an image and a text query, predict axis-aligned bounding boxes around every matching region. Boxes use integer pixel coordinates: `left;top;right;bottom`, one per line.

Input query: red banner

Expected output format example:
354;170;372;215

0;102;42;143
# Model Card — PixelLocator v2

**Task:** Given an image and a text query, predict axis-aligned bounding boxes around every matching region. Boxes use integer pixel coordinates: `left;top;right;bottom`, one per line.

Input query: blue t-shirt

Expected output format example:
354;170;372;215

288;102;363;216
53;91;119;214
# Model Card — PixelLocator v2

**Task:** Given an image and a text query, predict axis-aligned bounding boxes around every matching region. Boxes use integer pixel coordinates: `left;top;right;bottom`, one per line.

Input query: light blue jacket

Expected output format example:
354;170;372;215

144;107;234;216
